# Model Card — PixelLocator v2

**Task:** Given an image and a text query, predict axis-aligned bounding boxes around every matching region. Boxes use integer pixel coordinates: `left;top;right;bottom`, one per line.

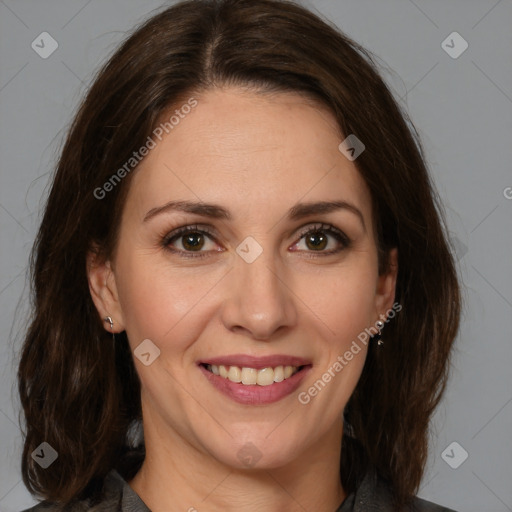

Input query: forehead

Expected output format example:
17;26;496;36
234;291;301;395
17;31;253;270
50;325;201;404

125;88;372;224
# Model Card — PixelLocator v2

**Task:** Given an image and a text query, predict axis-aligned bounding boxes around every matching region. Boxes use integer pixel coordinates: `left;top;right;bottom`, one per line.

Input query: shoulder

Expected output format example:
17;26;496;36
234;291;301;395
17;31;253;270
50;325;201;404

21;501;92;512
21;503;91;512
408;495;458;512
347;470;458;512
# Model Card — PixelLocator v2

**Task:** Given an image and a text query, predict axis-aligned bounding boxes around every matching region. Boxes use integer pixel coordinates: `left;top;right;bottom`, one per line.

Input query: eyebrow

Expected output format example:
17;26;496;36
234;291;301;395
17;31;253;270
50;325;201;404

288;200;365;230
143;199;365;230
144;200;231;222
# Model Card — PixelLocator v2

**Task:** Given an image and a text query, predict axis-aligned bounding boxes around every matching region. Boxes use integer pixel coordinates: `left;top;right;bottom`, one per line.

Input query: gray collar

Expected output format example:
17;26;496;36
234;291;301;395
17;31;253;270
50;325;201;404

105;471;150;511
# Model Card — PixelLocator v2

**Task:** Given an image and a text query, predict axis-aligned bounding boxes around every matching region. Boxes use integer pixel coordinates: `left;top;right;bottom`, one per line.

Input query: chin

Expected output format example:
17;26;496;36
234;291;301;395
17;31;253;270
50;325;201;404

205;435;301;471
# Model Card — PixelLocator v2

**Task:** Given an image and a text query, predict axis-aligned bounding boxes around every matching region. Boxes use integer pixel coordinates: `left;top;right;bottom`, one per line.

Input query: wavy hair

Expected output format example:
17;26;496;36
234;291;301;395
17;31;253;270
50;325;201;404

18;0;461;508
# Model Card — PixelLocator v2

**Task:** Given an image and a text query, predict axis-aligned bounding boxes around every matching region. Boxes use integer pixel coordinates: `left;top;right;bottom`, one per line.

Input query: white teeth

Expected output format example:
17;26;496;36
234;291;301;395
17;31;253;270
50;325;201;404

241;367;258;385
273;366;284;383
284;365;294;379
206;364;300;385
256;367;274;386
227;366;242;383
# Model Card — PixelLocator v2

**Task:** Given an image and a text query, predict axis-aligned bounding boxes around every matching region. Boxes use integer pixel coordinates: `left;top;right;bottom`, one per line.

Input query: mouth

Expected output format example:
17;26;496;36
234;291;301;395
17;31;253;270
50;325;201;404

197;355;312;405
201;363;305;386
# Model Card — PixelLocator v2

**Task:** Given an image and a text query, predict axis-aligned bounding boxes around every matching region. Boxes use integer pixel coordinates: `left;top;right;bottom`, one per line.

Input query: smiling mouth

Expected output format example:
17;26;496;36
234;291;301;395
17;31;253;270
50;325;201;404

201;363;307;386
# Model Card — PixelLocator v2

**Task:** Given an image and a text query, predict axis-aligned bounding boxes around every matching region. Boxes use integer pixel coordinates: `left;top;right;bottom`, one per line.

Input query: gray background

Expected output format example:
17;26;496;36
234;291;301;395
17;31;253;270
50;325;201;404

1;0;511;510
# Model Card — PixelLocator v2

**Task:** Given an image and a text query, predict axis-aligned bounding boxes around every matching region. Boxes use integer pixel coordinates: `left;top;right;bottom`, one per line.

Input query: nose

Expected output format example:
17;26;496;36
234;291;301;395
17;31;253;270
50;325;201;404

220;248;298;341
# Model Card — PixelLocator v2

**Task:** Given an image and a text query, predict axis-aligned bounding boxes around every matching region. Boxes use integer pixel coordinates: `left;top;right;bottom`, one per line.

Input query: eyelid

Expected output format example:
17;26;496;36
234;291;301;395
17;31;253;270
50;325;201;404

290;222;351;253
162;223;217;243
294;222;349;242
161;223;223;259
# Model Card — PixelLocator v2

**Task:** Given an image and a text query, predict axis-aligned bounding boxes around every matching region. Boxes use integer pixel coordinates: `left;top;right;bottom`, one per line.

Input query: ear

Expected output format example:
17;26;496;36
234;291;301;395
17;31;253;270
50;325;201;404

374;248;398;319
86;248;126;333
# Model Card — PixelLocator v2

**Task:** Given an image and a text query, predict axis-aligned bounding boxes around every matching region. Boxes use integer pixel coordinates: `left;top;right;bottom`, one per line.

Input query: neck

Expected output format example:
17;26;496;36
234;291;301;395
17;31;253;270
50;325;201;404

129;417;346;512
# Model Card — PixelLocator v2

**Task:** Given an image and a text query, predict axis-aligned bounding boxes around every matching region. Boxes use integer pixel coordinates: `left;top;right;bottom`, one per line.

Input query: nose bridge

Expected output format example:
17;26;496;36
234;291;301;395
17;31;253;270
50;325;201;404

221;242;296;339
241;253;283;305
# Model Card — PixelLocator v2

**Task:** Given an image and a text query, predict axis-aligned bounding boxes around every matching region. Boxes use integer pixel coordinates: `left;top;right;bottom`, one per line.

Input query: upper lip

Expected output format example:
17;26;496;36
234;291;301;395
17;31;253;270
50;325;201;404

199;354;312;370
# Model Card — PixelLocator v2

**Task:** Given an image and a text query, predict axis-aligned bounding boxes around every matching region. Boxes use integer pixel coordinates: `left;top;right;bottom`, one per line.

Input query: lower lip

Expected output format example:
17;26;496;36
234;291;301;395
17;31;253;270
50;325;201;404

198;364;312;405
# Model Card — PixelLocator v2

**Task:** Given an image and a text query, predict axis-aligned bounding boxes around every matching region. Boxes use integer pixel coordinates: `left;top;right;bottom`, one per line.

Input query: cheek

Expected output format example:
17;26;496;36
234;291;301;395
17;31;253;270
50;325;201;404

295;262;379;341
114;248;224;352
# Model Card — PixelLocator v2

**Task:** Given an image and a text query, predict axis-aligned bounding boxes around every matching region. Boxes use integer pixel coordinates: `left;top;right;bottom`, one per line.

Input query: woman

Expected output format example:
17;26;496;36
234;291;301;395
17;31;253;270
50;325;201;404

18;0;461;510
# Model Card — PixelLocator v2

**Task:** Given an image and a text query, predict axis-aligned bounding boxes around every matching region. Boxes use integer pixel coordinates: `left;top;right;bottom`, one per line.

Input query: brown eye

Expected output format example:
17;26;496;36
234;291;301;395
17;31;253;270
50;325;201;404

163;225;221;257
291;223;351;255
305;231;328;251
181;232;205;251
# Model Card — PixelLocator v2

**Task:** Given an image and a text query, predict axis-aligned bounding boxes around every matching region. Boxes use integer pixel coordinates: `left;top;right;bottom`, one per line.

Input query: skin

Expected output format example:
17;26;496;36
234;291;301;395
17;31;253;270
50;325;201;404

88;87;398;512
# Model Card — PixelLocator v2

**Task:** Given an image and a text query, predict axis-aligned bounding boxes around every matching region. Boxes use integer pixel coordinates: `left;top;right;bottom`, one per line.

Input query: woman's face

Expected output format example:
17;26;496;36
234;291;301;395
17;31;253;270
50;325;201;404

89;87;397;470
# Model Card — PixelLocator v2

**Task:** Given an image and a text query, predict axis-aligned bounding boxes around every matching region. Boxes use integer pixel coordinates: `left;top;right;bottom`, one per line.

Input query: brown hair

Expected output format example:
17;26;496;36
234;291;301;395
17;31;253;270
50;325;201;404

18;0;461;508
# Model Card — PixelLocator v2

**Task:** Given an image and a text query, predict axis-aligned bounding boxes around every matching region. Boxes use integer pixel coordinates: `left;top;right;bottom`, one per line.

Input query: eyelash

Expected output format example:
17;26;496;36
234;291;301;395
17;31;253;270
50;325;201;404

162;224;219;260
161;223;351;259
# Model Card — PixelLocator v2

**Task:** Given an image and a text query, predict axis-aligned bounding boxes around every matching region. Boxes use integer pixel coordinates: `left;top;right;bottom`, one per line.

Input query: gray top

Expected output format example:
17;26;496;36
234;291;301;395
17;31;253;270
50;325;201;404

22;469;457;511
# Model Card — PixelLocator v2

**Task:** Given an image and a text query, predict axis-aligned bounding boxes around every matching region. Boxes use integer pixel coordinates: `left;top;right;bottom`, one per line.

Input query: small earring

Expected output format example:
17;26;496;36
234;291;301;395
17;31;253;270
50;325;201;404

374;320;385;346
104;316;114;331
104;316;116;343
